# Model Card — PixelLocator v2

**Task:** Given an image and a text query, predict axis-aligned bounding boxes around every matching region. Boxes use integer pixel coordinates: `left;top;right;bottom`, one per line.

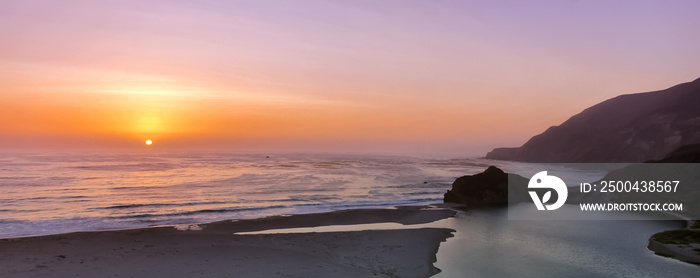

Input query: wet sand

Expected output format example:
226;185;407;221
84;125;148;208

0;208;455;278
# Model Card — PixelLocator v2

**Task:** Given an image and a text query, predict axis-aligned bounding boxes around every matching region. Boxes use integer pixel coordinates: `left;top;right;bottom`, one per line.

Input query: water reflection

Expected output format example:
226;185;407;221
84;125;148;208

434;207;697;277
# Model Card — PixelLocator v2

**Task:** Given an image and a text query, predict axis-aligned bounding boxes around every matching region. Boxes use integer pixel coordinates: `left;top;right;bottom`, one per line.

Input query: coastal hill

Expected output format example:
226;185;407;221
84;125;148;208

486;77;700;162
648;143;700;163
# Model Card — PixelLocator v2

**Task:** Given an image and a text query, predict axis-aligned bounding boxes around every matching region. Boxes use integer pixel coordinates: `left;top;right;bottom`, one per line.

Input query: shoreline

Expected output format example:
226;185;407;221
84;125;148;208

647;239;700;265
647;220;700;265
0;206;456;278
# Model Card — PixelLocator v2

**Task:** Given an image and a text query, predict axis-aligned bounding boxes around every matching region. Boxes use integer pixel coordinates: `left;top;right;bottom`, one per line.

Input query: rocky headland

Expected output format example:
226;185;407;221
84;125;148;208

486;78;700;163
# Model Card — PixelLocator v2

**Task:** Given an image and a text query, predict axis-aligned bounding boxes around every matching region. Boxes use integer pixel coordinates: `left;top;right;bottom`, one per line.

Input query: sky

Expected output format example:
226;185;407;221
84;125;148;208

1;0;699;156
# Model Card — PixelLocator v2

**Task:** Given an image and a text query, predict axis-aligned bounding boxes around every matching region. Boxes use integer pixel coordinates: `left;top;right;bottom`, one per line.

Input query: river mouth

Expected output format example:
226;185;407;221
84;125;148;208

433;206;697;278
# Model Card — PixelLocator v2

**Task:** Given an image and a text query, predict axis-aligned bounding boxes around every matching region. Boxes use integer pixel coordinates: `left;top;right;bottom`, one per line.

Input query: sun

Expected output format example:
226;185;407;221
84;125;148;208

145;139;153;146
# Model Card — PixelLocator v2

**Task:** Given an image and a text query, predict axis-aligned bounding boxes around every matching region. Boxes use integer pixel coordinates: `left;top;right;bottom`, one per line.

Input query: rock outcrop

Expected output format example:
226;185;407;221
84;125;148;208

486;77;700;162
443;166;529;206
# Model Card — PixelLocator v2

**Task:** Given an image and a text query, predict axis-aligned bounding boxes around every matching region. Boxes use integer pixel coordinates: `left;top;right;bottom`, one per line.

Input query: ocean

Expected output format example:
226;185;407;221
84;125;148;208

0;152;502;238
4;152;696;277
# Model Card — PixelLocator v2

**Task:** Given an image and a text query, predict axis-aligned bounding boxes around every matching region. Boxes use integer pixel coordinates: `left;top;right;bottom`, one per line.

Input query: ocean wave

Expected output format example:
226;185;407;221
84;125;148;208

0;209;42;213
402;191;444;196
96;201;233;210
0;152;464;238
108;205;289;219
72;162;178;172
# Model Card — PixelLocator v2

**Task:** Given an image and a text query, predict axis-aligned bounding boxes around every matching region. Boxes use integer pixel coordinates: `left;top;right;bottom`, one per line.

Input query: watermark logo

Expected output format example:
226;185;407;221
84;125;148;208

528;171;568;211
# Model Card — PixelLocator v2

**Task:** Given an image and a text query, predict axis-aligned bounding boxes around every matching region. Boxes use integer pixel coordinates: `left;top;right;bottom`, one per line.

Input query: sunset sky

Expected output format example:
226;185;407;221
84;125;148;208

2;0;699;156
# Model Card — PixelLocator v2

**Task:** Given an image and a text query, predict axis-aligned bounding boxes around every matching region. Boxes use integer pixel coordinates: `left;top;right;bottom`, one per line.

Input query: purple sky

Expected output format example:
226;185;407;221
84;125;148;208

1;0;699;155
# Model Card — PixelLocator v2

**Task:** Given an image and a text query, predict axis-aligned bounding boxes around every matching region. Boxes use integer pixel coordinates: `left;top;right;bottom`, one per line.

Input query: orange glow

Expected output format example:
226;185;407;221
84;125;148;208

1;1;698;155
0;85;578;153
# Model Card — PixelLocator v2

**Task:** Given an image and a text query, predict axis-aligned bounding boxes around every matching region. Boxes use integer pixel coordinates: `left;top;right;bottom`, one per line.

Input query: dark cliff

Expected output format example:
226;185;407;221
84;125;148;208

486;78;700;162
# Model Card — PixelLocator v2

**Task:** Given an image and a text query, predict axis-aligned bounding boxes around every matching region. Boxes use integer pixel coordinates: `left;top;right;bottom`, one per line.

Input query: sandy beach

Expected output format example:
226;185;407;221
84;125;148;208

0;207;455;278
